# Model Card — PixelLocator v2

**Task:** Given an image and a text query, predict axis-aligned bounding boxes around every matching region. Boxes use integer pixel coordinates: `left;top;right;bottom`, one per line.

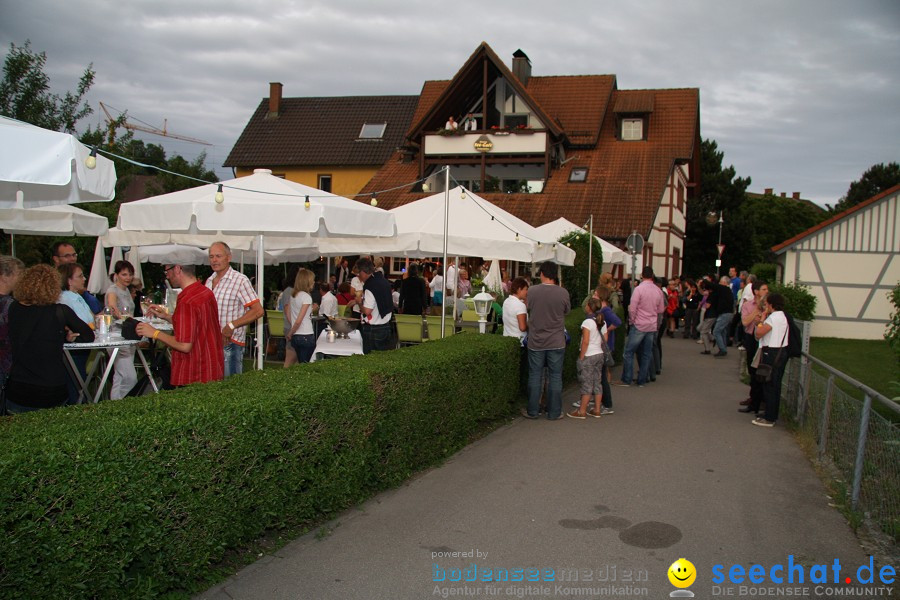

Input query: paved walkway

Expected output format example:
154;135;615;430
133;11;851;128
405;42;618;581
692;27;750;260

199;337;870;600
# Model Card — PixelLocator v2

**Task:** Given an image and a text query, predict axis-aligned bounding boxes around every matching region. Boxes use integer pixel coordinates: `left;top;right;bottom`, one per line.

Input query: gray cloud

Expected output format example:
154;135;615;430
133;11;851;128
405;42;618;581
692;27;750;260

2;0;898;206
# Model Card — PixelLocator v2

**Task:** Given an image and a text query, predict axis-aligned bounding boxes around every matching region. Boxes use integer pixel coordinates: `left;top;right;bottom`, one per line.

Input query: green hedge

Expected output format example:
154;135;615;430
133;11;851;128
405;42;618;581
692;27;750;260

0;333;521;599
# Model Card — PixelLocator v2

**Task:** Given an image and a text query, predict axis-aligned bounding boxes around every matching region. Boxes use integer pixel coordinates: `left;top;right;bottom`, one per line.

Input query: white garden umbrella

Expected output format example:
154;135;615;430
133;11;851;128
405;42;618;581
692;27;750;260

0;116;116;208
116;169;396;368
535;217;627;265
319;186;575;265
0;203;108;236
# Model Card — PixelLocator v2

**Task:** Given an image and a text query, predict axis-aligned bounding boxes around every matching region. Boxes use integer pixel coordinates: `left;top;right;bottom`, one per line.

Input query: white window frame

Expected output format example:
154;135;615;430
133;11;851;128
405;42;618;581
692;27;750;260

621;118;644;141
359;122;387;139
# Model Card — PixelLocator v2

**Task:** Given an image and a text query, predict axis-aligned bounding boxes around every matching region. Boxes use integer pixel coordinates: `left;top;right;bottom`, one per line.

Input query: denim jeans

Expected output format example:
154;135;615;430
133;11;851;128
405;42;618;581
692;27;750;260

713;313;732;353
527;348;565;419
290;334;317;363
621;328;654;385
223;342;243;377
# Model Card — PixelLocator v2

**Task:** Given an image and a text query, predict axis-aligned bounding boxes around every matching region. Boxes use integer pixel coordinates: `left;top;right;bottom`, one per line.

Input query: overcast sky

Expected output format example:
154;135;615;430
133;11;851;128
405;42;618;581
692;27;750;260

2;0;898;207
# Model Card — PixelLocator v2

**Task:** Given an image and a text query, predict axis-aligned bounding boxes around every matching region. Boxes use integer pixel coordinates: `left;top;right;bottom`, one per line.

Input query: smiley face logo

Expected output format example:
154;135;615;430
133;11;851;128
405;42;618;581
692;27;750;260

668;558;696;588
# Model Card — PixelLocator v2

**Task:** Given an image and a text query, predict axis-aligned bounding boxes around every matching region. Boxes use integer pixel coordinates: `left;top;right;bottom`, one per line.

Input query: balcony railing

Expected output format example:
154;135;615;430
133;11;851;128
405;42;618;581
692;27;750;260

423;131;547;156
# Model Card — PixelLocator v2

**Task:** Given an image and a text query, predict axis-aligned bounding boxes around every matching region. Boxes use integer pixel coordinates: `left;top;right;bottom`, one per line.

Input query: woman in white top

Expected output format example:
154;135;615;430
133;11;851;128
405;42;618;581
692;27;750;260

106;260;137;400
288;268;317;364
429;267;444;316
502;277;529;339
752;293;789;427
569;298;607;420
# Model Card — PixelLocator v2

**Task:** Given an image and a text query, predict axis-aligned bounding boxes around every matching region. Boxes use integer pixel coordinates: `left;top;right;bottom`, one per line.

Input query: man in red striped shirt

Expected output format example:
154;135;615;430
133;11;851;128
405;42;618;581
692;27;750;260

136;263;224;386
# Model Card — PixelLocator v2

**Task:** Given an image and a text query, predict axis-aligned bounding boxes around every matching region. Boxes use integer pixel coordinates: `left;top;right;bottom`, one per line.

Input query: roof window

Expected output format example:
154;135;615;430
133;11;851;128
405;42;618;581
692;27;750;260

359;122;387;139
569;168;589;183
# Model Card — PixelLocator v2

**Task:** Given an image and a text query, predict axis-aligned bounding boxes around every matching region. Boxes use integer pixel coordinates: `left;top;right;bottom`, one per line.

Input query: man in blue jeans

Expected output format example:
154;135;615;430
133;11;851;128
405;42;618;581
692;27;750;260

524;262;570;420
711;276;735;357
616;267;665;386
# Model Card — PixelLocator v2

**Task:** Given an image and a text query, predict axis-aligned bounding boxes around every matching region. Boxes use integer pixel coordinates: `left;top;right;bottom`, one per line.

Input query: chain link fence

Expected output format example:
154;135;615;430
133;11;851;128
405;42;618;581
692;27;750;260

779;322;900;552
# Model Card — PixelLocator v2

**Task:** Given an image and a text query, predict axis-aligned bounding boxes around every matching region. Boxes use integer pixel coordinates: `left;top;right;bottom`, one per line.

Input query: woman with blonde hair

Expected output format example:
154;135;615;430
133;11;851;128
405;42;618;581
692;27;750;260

6;264;94;413
287;268;317;364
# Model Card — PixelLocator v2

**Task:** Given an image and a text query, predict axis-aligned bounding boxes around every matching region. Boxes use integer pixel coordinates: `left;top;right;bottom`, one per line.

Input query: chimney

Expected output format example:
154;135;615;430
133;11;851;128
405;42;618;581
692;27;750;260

512;49;531;86
792;192;801;200
780;192;786;198
268;82;283;119
764;188;773;195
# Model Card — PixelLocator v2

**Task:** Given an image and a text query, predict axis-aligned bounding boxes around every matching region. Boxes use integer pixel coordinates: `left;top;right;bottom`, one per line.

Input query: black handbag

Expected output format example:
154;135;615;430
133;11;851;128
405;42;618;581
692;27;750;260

754;325;788;383
120;317;142;341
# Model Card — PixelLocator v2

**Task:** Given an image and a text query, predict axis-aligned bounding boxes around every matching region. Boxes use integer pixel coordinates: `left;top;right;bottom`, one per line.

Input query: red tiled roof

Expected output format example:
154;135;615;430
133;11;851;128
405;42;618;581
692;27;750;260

224;95;418;168
613;91;655;114
527;75;616;145
771;183;900;254
359;87;699;241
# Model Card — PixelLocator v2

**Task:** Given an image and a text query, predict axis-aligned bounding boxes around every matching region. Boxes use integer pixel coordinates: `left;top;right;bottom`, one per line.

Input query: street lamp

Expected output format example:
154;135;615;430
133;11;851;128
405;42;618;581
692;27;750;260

707;210;724;277
473;286;494;334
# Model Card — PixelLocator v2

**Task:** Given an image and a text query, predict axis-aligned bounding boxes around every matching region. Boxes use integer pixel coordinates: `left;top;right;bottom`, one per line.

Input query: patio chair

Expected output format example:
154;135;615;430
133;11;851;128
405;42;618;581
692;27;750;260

425;315;455;340
266;309;285;360
395;314;425;346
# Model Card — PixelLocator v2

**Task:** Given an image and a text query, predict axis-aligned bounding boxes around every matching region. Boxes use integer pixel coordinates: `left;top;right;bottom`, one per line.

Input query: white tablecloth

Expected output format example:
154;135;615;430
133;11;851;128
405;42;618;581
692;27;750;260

63;336;159;403
310;329;363;362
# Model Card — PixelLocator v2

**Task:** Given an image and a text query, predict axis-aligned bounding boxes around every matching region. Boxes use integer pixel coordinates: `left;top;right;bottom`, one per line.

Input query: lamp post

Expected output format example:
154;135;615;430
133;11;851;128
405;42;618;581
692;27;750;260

473;286;493;334
706;210;724;277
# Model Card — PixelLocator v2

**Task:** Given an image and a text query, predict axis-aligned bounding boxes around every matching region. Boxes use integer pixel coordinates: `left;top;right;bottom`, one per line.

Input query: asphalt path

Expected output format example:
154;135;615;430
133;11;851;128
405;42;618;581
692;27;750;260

198;337;875;600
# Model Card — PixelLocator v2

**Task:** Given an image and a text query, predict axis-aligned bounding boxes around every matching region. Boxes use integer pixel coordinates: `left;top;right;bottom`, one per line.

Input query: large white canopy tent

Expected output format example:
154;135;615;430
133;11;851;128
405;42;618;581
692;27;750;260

318;186;576;265
0;116;116;208
116;168;396;369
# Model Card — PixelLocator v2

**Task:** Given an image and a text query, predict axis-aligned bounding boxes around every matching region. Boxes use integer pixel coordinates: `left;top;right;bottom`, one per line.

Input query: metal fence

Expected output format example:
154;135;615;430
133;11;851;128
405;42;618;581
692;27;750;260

779;321;900;547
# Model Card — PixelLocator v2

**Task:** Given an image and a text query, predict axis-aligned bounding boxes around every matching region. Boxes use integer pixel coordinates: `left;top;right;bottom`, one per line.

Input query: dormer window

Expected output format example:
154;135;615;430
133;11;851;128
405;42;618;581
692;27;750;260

359;122;387;139
621;118;644;141
569;168;589;183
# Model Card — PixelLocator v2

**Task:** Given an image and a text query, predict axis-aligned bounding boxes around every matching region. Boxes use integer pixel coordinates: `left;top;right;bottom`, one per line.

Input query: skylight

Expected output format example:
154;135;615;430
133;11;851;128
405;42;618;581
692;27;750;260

359;122;387;139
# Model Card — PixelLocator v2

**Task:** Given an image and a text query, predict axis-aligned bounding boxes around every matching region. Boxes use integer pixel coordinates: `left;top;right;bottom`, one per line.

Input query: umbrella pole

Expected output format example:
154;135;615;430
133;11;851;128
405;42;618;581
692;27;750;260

440;166;450;338
587;214;593;294
257;234;264;370
10;233;14;258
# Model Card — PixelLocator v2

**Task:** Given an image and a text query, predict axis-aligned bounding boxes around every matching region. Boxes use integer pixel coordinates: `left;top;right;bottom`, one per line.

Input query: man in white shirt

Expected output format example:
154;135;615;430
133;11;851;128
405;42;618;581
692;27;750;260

318;282;338;318
356;257;394;353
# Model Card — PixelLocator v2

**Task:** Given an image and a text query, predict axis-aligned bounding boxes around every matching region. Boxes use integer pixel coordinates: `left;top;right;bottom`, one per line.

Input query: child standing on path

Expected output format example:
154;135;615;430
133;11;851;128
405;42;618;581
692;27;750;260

568;298;607;419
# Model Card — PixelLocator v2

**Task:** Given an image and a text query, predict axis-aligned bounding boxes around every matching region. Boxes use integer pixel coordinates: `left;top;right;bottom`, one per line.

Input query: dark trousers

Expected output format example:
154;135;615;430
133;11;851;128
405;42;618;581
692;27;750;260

361;323;392;354
743;334;764;411
683;308;699;338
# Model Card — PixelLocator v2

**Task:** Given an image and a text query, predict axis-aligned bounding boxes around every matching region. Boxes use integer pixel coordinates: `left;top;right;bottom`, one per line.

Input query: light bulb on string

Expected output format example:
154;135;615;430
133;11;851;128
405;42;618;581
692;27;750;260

304;195;310;210
537;242;543;248
214;184;224;204
515;233;520;241
85;146;98;169
370;193;378;207
460;189;467;200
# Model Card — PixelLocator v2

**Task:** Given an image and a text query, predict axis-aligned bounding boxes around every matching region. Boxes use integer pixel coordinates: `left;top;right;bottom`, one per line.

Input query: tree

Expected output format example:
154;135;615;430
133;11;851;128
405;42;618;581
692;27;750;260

829;162;900;214
737;192;825;268
0;40;95;132
683;139;752;276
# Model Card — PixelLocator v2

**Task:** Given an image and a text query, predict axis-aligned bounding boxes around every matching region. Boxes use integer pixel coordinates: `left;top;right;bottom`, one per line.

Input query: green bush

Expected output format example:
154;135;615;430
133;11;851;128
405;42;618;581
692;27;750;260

886;282;900;365
769;280;817;321
750;262;778;285
0;333;520;599
559;232;604;308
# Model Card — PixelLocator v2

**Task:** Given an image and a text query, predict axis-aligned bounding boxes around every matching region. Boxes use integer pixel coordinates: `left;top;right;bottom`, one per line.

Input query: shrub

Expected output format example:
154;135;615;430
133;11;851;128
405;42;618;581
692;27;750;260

749;262;777;285
886;282;900;365
559;231;604;308
0;333;520;599
769;280;817;321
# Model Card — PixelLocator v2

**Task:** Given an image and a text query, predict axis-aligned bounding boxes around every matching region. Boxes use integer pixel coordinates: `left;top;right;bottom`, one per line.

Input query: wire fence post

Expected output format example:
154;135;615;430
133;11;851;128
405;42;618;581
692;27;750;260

851;393;872;511
817;374;834;460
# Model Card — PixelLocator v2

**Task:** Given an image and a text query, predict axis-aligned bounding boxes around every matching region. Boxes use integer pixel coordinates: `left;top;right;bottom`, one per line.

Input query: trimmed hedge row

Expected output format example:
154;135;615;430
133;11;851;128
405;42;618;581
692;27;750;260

0;333;521;599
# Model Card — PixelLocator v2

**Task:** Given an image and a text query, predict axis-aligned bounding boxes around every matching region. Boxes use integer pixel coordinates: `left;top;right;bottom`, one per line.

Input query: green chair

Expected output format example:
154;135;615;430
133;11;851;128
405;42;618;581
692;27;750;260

460;309;480;331
395;314;425;346
425;315;455;340
266;309;285;359
337;304;348;317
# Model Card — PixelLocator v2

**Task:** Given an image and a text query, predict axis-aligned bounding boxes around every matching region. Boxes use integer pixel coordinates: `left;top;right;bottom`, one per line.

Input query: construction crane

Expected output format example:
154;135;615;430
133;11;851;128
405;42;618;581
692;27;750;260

99;102;211;146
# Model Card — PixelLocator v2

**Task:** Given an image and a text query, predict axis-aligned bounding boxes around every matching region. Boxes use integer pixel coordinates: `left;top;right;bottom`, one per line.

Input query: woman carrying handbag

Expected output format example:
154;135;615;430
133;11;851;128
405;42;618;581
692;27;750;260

750;293;789;427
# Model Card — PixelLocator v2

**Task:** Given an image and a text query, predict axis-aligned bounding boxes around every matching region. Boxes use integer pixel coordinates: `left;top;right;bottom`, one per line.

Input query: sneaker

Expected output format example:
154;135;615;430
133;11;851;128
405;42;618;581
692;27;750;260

600;407;614;415
566;411;587;420
695;339;703;344
751;417;775;427
520;408;539;420
714;350;727;357
572;401;595;408
612;380;631;387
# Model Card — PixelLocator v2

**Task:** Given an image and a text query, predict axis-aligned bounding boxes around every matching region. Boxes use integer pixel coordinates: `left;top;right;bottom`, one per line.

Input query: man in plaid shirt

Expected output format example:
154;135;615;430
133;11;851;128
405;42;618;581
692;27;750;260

205;241;264;376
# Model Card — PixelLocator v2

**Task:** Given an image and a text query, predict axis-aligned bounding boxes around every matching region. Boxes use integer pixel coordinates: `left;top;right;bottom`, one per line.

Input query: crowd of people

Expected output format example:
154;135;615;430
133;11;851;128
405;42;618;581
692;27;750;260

1;242;791;427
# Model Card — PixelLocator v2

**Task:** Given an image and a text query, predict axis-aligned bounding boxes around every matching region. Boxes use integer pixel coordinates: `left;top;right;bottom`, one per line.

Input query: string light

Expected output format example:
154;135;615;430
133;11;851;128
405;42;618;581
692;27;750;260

515;233;519;241
537;242;543;248
304;195;310;210
460;188;467;200
85;146;97;169
214;184;224;204
370;193;378;207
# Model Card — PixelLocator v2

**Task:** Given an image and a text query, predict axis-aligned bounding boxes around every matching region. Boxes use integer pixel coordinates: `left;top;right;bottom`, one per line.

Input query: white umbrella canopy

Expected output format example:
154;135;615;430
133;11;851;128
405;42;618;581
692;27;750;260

0;116;116;208
483;259;503;292
0;204;108;236
535;217;627;265
319;186;575;265
117;168;394;237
